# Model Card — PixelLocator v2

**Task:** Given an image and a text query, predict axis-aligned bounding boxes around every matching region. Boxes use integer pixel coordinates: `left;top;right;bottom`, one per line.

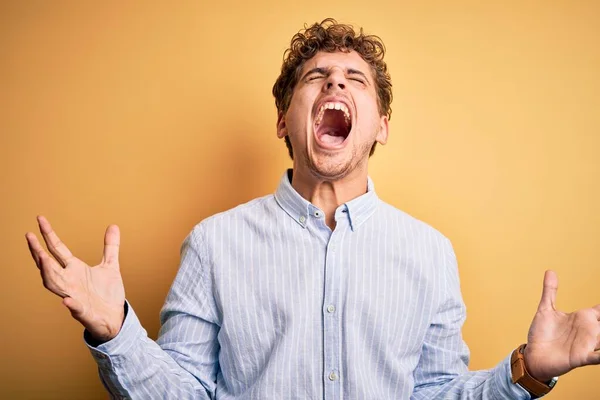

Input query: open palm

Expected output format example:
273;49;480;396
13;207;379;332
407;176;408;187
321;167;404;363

26;216;125;342
525;270;600;382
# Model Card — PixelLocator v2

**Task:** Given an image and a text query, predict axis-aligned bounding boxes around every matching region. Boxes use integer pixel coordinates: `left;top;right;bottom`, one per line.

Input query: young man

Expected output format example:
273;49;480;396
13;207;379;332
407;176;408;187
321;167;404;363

26;19;600;399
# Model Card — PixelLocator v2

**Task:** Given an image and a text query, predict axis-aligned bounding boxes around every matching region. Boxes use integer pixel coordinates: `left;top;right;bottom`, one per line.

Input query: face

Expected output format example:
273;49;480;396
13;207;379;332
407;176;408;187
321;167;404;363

277;51;389;181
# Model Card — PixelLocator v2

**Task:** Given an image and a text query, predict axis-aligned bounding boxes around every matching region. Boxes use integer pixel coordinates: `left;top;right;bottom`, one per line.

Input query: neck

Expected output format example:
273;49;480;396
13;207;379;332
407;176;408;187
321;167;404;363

291;165;369;230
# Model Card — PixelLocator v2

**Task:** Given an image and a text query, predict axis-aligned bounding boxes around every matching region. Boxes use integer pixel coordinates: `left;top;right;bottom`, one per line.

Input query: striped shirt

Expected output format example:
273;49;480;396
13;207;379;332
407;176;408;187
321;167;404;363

87;170;531;399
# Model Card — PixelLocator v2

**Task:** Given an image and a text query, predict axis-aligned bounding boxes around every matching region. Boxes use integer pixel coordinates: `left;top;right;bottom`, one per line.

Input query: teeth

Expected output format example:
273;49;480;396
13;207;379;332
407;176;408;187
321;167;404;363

314;102;351;126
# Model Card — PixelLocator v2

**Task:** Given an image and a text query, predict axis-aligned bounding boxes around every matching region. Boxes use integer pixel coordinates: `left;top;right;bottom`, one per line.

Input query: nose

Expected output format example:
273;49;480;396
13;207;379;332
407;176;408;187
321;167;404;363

324;70;346;91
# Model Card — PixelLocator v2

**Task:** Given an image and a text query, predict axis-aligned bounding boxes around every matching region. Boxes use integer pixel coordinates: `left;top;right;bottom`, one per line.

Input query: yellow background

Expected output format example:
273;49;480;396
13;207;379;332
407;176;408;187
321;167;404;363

1;1;599;399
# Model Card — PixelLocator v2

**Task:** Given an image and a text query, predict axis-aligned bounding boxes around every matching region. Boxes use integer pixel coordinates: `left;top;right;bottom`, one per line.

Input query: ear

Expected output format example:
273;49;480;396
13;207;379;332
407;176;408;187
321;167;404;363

375;115;389;145
276;112;287;139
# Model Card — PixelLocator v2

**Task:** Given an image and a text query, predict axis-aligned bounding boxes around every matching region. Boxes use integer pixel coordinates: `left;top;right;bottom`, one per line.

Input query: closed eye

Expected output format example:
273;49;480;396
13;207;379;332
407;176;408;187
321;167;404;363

349;77;365;84
308;75;325;81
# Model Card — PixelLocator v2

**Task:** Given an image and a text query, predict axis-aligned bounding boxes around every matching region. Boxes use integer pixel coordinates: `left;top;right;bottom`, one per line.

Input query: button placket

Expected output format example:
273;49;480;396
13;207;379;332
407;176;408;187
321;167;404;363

323;232;341;399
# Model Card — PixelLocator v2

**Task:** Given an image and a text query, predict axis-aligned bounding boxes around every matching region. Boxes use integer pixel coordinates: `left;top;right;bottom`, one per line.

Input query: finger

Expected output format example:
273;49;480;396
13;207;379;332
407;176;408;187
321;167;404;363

26;232;62;276
38;250;67;297
25;232;42;267
102;224;120;266
37;216;73;267
537;270;558;312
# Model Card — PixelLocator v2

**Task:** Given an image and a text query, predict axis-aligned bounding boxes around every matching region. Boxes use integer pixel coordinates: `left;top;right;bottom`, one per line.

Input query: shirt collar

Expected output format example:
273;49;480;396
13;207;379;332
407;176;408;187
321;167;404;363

274;169;379;231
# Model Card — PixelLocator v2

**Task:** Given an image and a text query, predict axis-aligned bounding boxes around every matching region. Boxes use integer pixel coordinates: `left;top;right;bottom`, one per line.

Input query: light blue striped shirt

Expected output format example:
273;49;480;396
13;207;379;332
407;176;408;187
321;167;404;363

87;170;531;399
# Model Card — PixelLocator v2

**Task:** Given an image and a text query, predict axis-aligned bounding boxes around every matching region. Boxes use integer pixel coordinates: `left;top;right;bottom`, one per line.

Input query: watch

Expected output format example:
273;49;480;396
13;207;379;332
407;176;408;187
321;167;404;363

510;344;558;398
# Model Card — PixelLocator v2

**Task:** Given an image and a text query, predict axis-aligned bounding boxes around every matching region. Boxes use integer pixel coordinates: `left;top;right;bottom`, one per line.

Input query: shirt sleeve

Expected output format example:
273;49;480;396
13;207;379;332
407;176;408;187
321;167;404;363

85;224;220;399
411;238;532;400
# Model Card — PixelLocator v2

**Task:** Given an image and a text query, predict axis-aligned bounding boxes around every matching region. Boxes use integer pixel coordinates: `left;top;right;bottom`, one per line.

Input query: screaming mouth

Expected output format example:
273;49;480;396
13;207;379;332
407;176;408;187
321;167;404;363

314;102;352;146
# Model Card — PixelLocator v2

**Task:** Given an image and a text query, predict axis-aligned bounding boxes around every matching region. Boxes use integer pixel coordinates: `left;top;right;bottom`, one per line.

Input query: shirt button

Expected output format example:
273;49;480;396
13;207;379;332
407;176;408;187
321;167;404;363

327;305;336;313
329;371;339;381
314;210;322;217
330;244;336;252
299;215;306;223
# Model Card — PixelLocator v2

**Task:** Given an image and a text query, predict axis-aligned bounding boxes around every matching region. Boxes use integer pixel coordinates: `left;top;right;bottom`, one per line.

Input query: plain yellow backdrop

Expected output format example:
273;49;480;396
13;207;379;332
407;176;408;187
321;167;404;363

1;1;599;399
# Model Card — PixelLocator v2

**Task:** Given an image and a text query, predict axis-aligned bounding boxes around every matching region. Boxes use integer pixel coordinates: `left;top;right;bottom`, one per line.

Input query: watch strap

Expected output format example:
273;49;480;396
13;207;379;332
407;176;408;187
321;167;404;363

510;344;557;398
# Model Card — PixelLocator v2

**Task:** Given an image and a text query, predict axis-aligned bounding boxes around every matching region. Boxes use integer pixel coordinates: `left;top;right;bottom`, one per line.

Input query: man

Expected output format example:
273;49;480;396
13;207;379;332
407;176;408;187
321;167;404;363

26;19;600;399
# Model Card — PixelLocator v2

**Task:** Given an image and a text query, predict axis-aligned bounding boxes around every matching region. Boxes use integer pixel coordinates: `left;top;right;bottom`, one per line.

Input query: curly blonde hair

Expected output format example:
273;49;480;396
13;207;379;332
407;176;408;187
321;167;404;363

272;18;393;158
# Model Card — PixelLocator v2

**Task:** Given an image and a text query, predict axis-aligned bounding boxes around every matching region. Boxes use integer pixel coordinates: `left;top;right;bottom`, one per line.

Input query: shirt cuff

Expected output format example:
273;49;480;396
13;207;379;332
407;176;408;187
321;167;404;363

491;352;533;400
84;300;146;371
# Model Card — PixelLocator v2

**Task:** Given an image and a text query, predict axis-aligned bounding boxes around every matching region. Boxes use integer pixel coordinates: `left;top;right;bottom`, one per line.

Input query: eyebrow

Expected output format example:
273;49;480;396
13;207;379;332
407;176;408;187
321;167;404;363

301;67;329;81
347;68;370;84
301;67;371;84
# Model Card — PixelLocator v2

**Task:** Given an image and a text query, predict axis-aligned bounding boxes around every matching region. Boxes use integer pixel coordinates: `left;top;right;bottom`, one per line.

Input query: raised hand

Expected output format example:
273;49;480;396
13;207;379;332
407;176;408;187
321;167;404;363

524;270;600;382
25;216;125;342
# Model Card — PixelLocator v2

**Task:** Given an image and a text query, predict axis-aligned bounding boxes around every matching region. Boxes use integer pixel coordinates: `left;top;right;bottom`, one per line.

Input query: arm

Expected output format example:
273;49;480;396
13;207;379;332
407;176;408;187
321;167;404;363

87;227;220;398
411;238;531;400
87;299;217;399
26;217;219;399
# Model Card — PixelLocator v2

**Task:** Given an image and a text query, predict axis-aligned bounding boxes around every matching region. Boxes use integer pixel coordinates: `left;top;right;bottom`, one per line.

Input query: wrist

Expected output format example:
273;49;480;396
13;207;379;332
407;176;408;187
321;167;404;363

88;302;127;343
511;344;558;398
523;345;554;383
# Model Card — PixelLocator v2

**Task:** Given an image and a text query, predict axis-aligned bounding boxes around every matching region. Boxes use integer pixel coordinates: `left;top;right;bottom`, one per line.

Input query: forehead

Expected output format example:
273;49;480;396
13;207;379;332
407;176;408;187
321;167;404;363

301;50;372;76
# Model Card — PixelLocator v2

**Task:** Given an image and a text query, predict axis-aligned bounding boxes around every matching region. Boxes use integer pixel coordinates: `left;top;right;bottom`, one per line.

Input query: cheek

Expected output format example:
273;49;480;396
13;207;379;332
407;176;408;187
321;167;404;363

287;102;312;130
285;111;308;145
356;103;380;127
286;113;306;137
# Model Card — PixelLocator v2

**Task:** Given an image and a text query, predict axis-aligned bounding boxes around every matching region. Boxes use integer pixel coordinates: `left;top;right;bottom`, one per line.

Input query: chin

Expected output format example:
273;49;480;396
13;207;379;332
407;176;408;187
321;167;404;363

307;139;373;179
305;154;356;181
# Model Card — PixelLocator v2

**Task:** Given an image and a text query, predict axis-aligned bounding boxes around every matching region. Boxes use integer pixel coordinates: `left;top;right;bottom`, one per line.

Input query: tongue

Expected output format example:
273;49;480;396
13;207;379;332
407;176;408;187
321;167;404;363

320;132;346;145
316;109;349;146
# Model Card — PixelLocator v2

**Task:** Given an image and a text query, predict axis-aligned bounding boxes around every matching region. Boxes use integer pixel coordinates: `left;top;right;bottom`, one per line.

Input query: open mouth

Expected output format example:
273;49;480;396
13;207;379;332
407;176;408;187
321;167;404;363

314;101;352;147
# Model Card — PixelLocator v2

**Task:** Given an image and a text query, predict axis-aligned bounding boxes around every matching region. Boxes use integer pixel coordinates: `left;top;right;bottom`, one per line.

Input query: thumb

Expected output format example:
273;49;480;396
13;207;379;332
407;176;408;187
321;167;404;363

102;224;120;266
537;270;558;312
